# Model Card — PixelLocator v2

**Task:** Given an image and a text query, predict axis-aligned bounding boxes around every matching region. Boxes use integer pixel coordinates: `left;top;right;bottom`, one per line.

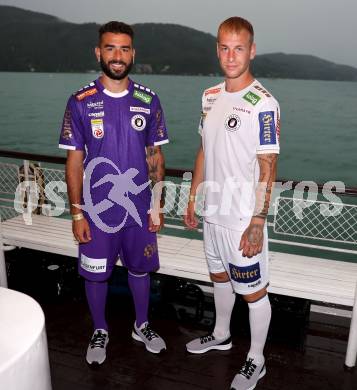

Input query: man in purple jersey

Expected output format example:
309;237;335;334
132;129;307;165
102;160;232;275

59;21;169;365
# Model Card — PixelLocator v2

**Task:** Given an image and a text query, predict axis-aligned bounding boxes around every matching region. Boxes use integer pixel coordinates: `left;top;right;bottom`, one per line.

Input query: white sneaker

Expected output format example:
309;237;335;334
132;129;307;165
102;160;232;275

86;329;109;365
186;333;232;354
230;357;266;390
132;322;166;354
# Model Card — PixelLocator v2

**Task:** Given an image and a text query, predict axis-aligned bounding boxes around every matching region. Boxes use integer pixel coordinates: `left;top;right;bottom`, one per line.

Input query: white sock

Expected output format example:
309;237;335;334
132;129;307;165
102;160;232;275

247;294;272;364
212;281;236;340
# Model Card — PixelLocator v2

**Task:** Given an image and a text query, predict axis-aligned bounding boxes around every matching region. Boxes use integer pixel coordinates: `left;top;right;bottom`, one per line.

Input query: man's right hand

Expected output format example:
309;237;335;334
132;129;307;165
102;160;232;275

183;202;199;229
72;218;92;243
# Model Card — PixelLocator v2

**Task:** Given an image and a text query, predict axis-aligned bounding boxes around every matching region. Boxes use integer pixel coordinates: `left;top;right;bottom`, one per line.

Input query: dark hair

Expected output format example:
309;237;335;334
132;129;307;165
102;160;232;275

218;17;254;43
98;21;134;43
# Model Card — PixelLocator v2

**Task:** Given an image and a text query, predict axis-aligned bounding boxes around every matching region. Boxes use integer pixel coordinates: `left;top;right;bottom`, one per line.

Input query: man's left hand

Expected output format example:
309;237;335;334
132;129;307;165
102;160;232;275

239;218;265;258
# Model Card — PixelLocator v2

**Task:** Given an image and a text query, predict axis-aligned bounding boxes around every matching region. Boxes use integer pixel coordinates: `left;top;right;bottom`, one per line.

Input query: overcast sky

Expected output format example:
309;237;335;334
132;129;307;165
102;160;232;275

2;0;357;67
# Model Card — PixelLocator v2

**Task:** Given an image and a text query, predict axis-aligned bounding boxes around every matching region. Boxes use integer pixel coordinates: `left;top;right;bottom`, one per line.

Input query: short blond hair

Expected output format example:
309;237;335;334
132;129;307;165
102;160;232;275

217;16;254;43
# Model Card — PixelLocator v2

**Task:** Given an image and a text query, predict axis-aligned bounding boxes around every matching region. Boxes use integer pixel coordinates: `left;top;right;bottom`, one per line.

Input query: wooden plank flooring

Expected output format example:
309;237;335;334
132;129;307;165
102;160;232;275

5;248;357;390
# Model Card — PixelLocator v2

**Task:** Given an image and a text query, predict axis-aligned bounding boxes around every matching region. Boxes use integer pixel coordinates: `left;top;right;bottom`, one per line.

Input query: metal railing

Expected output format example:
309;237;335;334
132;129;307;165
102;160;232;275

1;149;357;260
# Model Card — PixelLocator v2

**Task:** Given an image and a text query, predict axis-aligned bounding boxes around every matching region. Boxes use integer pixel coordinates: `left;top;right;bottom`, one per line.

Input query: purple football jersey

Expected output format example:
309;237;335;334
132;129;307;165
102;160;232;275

59;78;169;229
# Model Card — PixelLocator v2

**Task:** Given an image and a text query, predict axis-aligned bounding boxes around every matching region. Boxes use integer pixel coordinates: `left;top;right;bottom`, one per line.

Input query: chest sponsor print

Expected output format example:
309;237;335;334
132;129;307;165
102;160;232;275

91;119;104;139
88;111;105;118
225;114;241;132
130;106;151;114
87;100;104;110
133;90;152;104
243;91;261;106
131;114;146;131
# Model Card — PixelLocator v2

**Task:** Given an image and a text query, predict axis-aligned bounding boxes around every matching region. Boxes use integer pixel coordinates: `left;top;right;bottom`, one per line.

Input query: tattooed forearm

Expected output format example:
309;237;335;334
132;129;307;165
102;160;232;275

253;154;278;218
146;146;165;184
147;145;166;206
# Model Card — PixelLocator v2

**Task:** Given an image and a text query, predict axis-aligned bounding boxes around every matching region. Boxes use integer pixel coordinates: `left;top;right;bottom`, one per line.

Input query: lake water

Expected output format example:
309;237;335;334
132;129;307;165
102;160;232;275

0;72;356;186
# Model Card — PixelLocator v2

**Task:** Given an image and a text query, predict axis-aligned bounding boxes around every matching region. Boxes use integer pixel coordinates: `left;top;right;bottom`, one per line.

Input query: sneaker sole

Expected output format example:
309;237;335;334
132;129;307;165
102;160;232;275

186;341;232;354
231;366;266;390
86;354;106;365
131;331;166;354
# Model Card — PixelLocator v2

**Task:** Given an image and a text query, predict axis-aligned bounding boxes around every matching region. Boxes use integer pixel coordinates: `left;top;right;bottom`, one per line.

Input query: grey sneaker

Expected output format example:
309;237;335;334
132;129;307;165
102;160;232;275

86;329;109;365
230;357;266;390
186;333;232;354
132;322;166;354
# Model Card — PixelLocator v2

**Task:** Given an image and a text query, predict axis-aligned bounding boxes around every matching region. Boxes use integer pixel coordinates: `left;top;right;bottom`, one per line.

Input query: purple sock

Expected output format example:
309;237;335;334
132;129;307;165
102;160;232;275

128;271;150;328
85;280;108;331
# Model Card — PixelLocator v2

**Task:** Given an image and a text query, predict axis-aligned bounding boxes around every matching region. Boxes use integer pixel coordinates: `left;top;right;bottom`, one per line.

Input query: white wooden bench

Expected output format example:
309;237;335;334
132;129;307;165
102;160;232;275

1;213;357;369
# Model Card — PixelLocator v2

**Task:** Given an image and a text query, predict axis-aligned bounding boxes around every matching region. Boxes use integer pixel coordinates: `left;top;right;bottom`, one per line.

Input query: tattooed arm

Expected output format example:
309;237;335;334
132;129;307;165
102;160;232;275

146;145;166;232
239;153;278;257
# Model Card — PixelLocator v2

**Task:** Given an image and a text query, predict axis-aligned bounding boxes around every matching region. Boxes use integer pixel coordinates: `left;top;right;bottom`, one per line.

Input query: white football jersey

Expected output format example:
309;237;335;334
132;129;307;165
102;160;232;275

198;79;280;231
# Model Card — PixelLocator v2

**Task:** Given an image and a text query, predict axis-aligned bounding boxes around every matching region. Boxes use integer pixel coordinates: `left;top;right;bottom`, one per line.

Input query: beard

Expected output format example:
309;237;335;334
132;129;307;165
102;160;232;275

100;58;133;80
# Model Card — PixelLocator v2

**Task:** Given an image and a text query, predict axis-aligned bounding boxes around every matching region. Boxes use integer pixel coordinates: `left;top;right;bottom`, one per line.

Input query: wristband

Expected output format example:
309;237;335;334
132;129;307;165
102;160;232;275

72;213;84;221
189;195;196;203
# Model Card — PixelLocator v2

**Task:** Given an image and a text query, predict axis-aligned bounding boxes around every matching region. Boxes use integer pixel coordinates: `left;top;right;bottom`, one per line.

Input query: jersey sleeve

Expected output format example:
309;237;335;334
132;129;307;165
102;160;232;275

254;99;280;154
58;96;85;151
145;95;169;147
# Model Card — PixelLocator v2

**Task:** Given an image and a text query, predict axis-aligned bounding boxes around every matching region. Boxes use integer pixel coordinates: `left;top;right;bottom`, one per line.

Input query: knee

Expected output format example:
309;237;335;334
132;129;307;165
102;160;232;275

242;287;267;303
210;271;230;283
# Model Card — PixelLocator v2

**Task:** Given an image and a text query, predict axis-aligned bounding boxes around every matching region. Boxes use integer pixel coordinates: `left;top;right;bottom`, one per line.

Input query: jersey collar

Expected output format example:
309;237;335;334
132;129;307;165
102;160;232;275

95;78;133;98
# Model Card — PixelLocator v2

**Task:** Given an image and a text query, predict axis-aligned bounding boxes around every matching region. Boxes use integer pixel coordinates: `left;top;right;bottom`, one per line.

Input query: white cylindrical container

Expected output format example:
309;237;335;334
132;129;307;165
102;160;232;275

0;287;52;390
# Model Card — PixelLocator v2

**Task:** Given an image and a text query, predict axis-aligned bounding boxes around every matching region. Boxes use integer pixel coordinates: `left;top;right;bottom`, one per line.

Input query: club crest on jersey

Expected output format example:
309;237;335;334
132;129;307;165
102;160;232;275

131;114;146;131
91;119;104;139
225;114;241;132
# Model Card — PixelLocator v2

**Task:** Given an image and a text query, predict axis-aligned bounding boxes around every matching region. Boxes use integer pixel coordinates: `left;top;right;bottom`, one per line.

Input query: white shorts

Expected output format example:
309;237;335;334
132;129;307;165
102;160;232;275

203;221;269;295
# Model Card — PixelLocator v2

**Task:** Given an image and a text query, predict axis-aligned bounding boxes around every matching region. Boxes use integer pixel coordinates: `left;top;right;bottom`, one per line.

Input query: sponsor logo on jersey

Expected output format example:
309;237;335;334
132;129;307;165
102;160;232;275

259;111;276;145
131;114;146;131
133;90;152;104
253;85;271;97
87;100;104;110
203;106;212;111
156;109;162;123
130;106;151;114
76;88;98;101
157;125;165;138
144;242;158;258
243;91;261;106
88;111;105;118
207;97;218;104
62;107;72;140
233;107;251;114
205;87;221;96
229;262;261;284
225;114;241;132
80;254;107;273
91;119;104;139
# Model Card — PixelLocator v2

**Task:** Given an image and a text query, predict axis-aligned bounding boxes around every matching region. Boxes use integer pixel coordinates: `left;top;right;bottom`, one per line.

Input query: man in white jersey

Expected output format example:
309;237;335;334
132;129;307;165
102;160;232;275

184;17;280;390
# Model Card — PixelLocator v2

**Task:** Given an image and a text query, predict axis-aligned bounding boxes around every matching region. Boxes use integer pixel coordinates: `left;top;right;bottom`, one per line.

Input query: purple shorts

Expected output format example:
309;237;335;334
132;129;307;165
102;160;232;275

78;218;159;282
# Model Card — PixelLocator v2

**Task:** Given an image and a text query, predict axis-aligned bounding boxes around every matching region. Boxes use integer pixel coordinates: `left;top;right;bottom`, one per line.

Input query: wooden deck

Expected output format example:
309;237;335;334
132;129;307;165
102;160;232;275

4;253;357;390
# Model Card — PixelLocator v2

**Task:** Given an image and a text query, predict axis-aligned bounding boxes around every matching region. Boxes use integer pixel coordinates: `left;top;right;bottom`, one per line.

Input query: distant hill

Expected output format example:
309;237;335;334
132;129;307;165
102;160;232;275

1;6;357;81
